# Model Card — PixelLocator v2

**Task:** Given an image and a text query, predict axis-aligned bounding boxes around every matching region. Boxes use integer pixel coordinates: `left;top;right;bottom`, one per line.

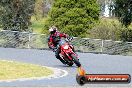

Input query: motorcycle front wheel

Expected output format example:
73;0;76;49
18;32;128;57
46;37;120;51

76;74;86;85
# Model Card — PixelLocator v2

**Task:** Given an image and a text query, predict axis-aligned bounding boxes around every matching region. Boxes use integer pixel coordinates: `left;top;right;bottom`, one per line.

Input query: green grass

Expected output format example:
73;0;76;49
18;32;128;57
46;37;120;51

30;16;48;34
0;60;53;80
31;21;44;33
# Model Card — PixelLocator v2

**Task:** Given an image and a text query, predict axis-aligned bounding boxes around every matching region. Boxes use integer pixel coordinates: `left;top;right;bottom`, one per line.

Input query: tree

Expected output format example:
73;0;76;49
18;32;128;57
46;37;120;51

114;0;132;27
34;0;54;19
0;0;35;32
0;5;3;28
97;0;115;17
0;0;35;48
97;0;108;16
44;0;100;37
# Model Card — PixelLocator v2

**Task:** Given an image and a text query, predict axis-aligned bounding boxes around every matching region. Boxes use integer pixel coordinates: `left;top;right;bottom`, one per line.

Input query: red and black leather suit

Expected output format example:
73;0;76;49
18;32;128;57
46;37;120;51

48;31;69;64
48;31;68;50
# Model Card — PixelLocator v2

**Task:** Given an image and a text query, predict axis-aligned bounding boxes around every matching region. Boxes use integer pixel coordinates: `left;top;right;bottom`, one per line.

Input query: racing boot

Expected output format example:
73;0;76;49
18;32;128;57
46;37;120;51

56;55;66;64
55;46;66;65
78;66;86;76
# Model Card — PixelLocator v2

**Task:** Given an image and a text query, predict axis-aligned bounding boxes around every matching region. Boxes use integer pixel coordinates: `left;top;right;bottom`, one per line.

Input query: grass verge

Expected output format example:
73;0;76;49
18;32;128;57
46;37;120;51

30;16;47;34
0;60;53;80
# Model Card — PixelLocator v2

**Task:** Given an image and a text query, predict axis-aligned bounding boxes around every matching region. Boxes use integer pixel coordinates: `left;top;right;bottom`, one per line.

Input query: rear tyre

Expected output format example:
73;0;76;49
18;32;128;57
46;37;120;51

71;54;81;67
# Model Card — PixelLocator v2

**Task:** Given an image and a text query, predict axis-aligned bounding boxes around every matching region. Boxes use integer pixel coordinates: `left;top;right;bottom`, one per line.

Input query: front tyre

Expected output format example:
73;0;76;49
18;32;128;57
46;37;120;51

76;74;86;85
71;54;81;67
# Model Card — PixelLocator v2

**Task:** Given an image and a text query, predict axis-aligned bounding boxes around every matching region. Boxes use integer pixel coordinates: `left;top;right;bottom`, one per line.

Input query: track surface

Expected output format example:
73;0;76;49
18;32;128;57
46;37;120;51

0;48;132;87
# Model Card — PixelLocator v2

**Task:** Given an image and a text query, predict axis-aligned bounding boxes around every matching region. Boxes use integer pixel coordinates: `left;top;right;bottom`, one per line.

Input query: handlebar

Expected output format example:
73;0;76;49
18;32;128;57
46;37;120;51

66;37;73;42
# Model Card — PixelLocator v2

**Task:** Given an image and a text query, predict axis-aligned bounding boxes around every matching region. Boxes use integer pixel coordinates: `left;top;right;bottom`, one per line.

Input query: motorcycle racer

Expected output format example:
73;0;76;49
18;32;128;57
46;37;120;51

48;26;71;64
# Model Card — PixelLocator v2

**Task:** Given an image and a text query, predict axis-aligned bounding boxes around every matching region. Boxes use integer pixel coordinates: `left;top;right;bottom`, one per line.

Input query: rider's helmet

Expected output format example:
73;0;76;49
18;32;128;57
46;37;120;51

49;26;57;34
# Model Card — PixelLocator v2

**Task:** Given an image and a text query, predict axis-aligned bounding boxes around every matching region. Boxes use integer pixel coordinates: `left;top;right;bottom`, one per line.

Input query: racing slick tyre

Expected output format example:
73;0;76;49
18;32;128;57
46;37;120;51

71;54;81;67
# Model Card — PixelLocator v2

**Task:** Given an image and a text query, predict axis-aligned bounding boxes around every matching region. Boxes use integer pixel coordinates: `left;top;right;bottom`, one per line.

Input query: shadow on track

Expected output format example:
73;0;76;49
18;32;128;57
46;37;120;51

53;64;77;68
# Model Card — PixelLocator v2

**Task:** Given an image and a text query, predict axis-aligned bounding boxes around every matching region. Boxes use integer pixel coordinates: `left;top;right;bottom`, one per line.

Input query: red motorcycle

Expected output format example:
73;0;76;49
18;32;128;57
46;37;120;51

58;38;81;67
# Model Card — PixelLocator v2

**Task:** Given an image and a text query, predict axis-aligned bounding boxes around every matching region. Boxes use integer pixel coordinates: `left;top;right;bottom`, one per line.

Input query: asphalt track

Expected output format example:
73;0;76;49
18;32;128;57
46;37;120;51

0;47;132;87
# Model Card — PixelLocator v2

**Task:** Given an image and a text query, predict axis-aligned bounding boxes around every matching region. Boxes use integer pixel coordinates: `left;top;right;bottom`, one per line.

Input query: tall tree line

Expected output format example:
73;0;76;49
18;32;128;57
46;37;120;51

34;0;53;20
0;0;35;32
0;0;132;41
44;0;100;37
114;0;132;27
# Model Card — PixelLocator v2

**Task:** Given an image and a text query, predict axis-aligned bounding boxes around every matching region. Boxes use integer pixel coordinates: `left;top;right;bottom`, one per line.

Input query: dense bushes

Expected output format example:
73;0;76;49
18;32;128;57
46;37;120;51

89;18;122;40
89;18;132;42
43;0;100;37
121;27;132;42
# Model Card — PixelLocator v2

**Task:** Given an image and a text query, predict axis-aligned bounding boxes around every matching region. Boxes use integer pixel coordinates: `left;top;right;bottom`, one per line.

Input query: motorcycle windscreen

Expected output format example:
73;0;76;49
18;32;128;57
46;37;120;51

58;40;66;45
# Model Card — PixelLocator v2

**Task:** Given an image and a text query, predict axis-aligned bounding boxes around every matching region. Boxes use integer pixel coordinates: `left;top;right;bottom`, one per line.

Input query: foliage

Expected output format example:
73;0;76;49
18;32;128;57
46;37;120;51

90;17;132;42
89;18;123;40
30;16;48;34
43;0;100;37
121;27;132;42
34;0;44;20
0;0;35;32
0;5;3;28
34;0;53;19
97;0;111;16
114;0;132;27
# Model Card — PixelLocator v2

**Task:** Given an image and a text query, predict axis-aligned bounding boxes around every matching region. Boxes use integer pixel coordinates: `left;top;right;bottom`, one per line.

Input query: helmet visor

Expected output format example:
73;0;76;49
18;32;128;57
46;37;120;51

49;28;54;32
